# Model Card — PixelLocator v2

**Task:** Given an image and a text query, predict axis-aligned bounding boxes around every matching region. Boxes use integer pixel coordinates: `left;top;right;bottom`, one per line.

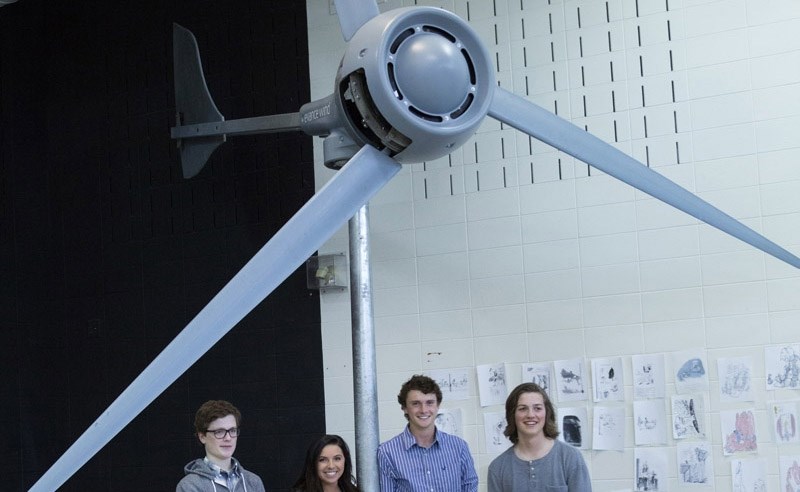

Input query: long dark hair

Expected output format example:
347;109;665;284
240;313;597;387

503;383;560;443
292;434;359;492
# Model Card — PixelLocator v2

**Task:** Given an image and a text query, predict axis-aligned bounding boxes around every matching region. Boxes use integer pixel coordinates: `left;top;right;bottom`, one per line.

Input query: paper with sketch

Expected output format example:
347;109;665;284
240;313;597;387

436;407;463;437
593;406;625;451
717;356;754;402
592;356;624;402
672;349;709;393
554;358;588;402
770;400;800;445
521;362;554;397
633;399;667;446
634;447;668;491
779;455;800;491
765;344;800;390
558;406;590;450
677;440;713;487
632;353;666;400
721;408;758;456
477;363;508;407
730;458;766;492
672;393;706;439
429;367;471;401
483;411;511;454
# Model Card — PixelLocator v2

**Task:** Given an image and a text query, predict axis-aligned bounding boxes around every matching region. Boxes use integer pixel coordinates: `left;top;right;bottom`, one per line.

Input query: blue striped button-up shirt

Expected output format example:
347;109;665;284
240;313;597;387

377;426;479;492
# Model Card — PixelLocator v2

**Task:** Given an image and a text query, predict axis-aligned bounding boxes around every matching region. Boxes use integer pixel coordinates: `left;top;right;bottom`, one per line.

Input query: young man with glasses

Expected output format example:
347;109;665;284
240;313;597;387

177;399;266;491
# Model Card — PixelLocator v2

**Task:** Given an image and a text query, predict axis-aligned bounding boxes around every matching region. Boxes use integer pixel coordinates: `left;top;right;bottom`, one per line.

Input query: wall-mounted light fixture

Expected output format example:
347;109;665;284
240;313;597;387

306;253;348;292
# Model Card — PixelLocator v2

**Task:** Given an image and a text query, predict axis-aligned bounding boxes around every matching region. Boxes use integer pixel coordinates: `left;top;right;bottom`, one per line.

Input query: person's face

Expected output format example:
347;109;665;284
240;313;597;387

317;444;345;488
198;414;238;464
514;391;547;439
403;389;440;433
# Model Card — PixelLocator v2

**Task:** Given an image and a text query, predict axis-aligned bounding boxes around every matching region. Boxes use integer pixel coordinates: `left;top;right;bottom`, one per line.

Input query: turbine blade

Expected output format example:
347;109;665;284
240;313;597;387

333;0;379;41
488;86;800;269
28;145;401;492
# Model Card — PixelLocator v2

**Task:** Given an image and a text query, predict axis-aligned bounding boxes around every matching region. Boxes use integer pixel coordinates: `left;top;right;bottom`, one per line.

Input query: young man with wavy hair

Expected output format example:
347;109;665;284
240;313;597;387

488;383;591;491
377;374;478;491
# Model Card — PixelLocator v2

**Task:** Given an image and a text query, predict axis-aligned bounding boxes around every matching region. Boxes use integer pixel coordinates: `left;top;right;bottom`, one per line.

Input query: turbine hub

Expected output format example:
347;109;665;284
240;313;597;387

336;6;495;163
392;31;471;116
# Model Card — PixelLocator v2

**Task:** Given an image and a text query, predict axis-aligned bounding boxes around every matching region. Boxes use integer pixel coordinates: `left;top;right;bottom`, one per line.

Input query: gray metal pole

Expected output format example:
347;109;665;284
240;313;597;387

348;204;380;491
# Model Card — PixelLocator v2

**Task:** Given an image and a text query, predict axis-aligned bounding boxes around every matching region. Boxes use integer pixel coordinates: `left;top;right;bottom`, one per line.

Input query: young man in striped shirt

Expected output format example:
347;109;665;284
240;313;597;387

377;374;479;491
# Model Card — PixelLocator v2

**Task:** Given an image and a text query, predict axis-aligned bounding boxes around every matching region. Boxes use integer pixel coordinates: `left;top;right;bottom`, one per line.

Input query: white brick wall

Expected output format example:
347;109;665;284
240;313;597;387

307;0;800;490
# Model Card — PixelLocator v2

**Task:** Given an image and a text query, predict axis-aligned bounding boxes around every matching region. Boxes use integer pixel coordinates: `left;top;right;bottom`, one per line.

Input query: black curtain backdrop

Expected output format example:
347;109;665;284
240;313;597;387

0;0;325;489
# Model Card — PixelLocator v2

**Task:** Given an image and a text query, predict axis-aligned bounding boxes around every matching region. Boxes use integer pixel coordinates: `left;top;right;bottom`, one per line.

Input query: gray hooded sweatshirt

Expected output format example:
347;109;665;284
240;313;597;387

177;457;266;492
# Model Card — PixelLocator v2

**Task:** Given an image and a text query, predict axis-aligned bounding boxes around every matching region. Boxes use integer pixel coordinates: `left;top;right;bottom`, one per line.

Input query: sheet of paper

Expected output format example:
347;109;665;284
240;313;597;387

592;356;624;402
672;349;709;393
483;411;511;454
436;407;463;437
633;399;667;446
477;362;508;407
429;367;471;401
721;408;758;456
634;447;668;491
632;353;665;400
558;406;590;450
521;362;554;397
593;406;625;451
554;358;589;402
717;356;754;402
672;393;706;440
677;441;713;487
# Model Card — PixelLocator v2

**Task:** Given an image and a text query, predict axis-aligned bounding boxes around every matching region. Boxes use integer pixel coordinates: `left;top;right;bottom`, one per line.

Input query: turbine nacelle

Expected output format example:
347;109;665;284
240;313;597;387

303;7;495;168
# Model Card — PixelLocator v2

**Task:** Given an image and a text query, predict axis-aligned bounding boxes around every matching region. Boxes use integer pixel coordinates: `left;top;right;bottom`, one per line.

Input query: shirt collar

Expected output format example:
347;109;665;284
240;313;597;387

401;424;440;450
203;456;242;478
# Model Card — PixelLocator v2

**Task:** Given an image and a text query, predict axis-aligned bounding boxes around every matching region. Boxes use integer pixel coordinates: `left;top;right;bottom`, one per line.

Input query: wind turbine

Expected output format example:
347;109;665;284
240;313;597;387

30;1;800;490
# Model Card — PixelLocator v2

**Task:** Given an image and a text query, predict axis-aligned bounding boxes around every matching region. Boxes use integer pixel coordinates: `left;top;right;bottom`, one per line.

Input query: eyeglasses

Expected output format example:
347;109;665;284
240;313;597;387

205;427;240;439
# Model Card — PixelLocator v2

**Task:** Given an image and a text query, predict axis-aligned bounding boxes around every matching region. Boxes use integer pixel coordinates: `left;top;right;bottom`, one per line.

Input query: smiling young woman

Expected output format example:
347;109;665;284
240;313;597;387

292;435;359;492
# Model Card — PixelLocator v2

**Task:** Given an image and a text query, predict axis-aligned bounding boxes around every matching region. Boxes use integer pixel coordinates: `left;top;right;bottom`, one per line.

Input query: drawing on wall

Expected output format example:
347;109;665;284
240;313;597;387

435;407;463;437
672;394;706;439
592;356;624;402
521;362;553;397
477;363;508;407
483;411;511;454
766;344;800;390
558;406;589;450
592;406;625;451
634;447;667;491
721;408;758;456
718;356;754;402
672;349;709;393
779;455;800;492
632;353;666;400
554;358;588;402
770;401;800;445
633;399;667;446
731;458;767;492
677;441;712;486
429;367;471;401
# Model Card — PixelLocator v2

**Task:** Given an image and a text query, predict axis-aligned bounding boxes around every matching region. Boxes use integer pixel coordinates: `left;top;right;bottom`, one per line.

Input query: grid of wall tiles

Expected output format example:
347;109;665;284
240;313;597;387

307;0;800;490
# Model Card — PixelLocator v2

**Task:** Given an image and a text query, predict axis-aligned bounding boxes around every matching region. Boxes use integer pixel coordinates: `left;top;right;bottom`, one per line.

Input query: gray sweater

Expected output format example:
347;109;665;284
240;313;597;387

487;440;592;492
177;458;266;492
